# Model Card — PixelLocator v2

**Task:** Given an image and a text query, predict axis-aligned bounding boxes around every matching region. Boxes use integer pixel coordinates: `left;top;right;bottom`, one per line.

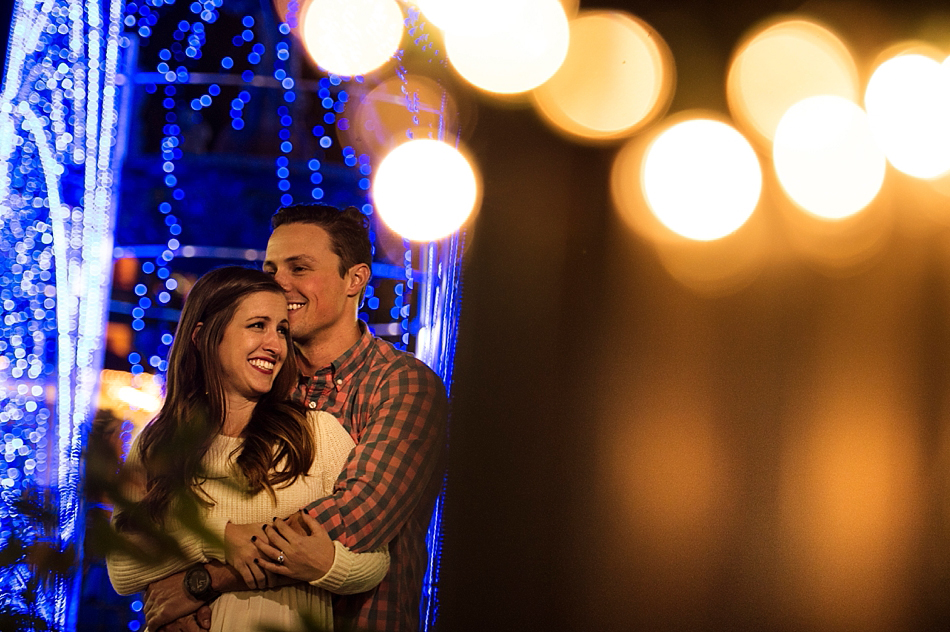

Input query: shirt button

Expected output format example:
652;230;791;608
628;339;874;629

336;379;343;385
308;402;317;409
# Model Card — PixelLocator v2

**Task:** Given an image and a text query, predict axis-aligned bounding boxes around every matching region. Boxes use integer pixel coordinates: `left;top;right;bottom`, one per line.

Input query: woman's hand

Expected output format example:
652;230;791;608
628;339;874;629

253;511;335;582
224;521;271;589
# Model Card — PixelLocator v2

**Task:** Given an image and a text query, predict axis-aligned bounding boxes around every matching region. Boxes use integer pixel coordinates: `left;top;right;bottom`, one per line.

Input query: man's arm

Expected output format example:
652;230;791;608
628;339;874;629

144;561;294;630
306;360;447;552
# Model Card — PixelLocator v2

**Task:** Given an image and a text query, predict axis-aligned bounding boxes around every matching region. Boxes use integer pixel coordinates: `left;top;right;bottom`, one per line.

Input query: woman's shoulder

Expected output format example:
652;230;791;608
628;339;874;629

306;410;355;452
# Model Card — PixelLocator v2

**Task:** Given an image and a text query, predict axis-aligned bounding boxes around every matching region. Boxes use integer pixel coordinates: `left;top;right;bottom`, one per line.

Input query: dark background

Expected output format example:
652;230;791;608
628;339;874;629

438;1;950;631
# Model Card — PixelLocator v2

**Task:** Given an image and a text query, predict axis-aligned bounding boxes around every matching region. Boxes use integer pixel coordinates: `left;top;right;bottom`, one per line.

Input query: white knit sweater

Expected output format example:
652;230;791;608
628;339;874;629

107;411;389;632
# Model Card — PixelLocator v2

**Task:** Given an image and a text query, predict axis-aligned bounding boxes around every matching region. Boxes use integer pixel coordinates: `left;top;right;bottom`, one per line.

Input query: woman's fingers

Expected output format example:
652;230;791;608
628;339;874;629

235;561;257;588
250;561;268;589
265;521;293;547
253;535;283;561
238;558;269;589
282;511;307;535
255;556;292;576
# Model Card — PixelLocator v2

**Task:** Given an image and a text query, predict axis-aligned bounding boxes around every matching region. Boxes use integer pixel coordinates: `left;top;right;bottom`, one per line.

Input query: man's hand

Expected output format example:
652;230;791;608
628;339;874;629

254;511;335;582
156;606;212;632
144;572;204;630
224;521;271;589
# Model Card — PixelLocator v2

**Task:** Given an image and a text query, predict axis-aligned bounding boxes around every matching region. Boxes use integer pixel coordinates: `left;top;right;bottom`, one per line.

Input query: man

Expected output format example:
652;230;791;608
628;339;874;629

144;204;447;631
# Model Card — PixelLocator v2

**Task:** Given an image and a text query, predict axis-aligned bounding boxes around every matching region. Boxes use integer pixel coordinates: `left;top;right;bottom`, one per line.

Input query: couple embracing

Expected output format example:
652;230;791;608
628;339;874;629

108;204;447;632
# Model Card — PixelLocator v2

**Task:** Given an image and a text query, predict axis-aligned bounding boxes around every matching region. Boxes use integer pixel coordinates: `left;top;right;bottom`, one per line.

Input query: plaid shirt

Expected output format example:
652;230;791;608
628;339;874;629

297;323;447;631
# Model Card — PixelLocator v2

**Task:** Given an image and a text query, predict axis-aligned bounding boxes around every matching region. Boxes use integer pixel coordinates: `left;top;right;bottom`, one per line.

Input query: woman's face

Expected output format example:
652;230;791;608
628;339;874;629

216;291;289;402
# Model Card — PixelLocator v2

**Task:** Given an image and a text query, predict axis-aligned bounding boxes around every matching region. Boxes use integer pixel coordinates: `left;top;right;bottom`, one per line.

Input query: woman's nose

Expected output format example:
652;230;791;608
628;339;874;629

262;328;281;353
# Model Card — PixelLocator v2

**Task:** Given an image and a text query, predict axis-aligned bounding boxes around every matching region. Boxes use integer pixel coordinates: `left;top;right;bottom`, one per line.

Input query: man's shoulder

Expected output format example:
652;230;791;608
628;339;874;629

365;335;437;374
362;335;446;393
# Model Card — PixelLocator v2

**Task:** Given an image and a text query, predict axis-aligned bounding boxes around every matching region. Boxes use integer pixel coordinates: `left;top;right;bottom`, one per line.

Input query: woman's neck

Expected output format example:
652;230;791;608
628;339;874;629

221;395;256;437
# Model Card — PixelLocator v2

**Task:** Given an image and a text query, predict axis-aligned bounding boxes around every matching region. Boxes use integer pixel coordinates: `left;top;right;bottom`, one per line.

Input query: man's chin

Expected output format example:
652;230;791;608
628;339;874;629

289;322;313;343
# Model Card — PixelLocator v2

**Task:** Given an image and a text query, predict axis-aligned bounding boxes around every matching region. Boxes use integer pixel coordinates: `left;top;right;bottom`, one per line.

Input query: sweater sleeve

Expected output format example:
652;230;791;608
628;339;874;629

106;437;210;595
309;540;390;595
303;411;390;594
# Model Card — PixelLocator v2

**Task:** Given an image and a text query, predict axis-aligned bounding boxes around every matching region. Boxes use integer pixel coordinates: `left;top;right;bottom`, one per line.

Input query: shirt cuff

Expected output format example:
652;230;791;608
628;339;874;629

308;540;350;591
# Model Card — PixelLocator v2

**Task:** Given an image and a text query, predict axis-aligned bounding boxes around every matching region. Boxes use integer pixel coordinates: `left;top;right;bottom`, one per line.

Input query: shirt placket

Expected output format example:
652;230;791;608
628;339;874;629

304;368;336;410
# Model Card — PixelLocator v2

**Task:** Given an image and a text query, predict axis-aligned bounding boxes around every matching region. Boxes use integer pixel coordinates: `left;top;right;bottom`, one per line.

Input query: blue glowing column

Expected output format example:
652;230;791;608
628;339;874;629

414;233;464;629
0;0;125;628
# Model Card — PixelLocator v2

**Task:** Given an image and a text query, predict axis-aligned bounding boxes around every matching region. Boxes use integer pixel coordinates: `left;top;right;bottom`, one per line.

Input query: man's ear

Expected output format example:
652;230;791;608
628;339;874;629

346;263;371;298
191;322;204;347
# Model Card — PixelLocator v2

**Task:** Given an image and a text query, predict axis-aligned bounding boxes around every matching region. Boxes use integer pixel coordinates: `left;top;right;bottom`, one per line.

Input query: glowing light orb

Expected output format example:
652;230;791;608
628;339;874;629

727;18;859;146
339;73;463;157
416;0;512;36
300;0;404;77
774;96;885;220
532;10;674;141
642;120;762;241
372;140;479;242
444;0;570;95
865;53;950;179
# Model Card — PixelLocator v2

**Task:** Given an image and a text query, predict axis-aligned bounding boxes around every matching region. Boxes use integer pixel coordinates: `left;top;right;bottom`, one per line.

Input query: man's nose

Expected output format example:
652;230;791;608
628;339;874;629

272;269;292;292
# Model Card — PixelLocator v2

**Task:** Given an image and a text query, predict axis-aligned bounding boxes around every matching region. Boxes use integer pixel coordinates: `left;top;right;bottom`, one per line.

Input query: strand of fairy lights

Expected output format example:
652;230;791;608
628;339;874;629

0;0;123;627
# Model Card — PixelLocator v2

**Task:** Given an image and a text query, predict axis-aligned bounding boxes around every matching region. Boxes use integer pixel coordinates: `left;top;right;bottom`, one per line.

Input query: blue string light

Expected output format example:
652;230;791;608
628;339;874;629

0;0;125;627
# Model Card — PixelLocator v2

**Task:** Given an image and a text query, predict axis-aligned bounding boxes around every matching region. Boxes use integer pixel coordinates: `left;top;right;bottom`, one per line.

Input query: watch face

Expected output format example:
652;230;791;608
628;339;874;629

186;568;211;596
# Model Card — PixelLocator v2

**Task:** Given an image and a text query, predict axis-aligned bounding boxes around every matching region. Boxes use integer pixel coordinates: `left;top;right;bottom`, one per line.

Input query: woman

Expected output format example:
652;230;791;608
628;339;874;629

107;266;388;631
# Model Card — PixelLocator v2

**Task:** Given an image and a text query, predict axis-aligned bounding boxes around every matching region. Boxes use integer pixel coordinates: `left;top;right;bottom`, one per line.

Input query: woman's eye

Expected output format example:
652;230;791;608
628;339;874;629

249;322;264;329
277;326;288;335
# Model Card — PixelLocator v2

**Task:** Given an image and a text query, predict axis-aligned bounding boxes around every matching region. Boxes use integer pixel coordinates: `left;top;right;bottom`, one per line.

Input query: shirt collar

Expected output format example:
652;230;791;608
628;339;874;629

300;321;373;391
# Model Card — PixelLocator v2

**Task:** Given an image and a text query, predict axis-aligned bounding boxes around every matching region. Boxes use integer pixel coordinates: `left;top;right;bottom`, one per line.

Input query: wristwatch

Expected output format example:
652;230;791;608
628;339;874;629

183;565;221;603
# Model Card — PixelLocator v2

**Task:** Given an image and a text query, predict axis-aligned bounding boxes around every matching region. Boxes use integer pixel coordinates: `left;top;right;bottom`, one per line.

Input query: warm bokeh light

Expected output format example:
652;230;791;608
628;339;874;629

773;96;886;220
558;0;580;18
418;0;578;33
610;387;731;554
610;127;767;295
865;53;950;179
532;11;674;141
779;357;922;631
117;386;162;413
642;119;762;241
338;73;462;158
444;0;570;95
96;369;165;431
372;139;479;242
415;0;512;36
300;0;404;77
727;18;859;147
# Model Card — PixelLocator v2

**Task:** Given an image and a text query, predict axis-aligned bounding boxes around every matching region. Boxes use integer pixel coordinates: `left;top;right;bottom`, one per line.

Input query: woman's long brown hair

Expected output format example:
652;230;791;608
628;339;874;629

118;266;315;528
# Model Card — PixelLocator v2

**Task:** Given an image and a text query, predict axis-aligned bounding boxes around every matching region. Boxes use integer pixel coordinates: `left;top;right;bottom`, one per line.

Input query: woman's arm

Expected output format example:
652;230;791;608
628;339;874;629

107;533;209;596
106;441;211;595
309;540;390;595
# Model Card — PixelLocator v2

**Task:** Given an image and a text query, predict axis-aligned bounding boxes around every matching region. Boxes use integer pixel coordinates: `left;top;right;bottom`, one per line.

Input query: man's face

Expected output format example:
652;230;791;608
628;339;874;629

263;223;353;345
